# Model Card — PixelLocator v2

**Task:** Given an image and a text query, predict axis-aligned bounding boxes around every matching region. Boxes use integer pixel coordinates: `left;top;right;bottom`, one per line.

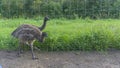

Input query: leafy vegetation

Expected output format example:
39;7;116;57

0;0;120;18
0;18;120;51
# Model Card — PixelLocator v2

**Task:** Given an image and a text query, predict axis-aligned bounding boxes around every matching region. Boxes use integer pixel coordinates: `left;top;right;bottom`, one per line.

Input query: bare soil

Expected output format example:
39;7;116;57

0;50;120;68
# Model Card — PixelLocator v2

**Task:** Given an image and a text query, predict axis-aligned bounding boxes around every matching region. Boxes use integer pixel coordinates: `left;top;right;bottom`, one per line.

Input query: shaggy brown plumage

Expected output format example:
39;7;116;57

11;17;49;59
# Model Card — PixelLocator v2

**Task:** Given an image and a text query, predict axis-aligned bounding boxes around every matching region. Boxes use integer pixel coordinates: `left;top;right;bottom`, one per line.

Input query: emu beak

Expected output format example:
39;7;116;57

39;40;44;43
45;34;48;37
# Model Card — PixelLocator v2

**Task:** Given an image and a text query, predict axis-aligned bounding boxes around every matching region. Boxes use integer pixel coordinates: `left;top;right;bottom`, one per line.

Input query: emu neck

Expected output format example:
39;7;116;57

39;20;47;31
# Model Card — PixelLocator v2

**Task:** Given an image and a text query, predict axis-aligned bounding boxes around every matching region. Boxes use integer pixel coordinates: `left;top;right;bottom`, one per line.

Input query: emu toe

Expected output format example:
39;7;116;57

20;50;24;54
32;57;38;60
17;53;21;57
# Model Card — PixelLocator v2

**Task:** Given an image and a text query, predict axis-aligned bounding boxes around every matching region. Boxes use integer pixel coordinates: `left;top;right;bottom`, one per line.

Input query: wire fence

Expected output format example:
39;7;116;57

0;0;120;19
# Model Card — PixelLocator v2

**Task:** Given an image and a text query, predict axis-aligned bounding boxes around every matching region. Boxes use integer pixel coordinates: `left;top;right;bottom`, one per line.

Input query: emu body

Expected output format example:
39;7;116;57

11;17;49;59
12;16;49;37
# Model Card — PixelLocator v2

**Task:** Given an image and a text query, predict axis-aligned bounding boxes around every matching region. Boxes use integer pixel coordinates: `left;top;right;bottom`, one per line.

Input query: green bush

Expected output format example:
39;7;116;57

39;1;62;18
1;19;120;51
0;0;120;19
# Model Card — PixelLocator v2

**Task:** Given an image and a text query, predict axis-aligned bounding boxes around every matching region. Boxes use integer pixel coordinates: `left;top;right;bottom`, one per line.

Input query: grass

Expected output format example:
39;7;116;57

0;18;120;51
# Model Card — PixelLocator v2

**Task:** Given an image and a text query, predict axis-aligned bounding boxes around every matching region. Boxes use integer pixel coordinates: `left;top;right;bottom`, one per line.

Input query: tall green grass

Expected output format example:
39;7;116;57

1;18;120;51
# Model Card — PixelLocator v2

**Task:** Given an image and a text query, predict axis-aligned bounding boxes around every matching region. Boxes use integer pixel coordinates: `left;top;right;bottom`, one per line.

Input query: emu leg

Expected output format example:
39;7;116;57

19;43;25;54
17;42;22;57
30;44;38;60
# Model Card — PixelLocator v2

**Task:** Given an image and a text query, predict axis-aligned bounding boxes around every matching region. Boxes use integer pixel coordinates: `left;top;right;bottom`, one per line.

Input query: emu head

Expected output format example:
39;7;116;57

44;16;49;21
38;32;48;43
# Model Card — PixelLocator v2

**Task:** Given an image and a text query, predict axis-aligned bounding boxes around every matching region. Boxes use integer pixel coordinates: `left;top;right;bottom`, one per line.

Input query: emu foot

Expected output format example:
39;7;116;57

32;56;38;60
32;57;38;60
20;50;24;54
17;50;23;57
16;53;21;57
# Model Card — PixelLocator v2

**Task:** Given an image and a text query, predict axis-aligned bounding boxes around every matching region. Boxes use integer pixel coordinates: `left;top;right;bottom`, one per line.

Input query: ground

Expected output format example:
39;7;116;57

0;50;120;68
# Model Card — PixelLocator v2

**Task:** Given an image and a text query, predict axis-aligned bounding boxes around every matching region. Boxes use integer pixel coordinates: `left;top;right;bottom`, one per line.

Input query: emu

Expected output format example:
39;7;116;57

11;17;49;59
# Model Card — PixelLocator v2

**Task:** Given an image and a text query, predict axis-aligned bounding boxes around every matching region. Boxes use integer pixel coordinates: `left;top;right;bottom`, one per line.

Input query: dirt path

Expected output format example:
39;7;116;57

0;50;120;68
